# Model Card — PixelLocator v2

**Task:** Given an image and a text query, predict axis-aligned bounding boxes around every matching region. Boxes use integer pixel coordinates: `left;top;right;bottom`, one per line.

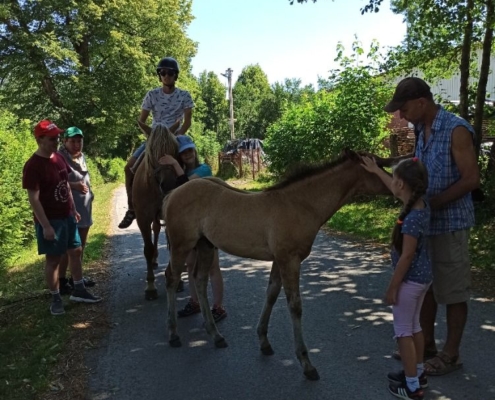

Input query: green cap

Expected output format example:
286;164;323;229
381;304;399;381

64;126;83;138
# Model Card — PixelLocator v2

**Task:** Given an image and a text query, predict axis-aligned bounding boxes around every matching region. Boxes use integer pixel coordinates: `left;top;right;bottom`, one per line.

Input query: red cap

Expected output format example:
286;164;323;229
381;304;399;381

34;120;64;138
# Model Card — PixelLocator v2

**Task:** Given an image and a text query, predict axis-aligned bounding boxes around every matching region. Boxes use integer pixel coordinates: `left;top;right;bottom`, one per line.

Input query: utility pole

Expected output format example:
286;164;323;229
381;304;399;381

221;68;235;140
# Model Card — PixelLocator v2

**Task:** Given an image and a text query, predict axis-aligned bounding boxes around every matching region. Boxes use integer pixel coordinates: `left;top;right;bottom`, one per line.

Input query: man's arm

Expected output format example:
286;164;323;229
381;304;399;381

175;108;192;136
138;109;152;137
429;126;480;209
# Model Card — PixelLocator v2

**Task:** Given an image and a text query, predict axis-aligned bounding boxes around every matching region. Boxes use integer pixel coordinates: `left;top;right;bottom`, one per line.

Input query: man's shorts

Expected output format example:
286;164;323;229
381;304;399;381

132;142;146;158
428;230;471;304
36;216;82;256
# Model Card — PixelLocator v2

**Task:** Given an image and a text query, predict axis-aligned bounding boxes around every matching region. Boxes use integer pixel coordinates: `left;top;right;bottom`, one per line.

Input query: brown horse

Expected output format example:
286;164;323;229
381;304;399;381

162;149;391;380
133;124;178;300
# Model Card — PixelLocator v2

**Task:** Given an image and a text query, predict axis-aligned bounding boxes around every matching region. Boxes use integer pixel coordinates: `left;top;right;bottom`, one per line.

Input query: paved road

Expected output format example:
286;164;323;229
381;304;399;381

86;187;495;400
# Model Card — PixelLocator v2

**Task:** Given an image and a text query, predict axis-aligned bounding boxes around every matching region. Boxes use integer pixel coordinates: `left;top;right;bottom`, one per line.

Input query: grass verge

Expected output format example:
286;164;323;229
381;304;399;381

0;181;119;400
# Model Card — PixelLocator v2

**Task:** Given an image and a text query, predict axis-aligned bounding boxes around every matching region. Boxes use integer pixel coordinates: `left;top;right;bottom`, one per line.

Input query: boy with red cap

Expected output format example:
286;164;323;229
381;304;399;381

22;120;101;316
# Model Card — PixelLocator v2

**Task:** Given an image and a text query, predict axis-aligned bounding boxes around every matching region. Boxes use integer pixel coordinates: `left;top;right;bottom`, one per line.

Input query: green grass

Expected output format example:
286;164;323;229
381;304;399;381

0;181;119;400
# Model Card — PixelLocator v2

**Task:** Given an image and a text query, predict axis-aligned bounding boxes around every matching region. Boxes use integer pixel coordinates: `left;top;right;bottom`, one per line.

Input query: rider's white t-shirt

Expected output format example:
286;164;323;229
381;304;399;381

141;87;194;129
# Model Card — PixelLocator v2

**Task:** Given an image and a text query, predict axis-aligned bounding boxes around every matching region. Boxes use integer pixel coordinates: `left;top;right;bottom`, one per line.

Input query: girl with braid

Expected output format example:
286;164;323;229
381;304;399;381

361;157;432;400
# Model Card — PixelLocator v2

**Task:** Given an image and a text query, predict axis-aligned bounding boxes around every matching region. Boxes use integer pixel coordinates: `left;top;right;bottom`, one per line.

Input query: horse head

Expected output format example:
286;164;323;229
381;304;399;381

143;125;179;195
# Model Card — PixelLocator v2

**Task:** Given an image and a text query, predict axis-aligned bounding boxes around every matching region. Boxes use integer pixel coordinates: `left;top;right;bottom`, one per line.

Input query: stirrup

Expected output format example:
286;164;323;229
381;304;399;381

118;210;135;229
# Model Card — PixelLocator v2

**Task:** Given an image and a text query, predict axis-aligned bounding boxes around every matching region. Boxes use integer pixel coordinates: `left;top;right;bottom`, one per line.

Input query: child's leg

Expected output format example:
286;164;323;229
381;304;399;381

210;249;224;307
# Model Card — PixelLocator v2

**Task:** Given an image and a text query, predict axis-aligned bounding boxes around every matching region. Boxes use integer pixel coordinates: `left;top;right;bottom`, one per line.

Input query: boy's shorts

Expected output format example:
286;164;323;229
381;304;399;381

36;216;82;256
428;230;471;304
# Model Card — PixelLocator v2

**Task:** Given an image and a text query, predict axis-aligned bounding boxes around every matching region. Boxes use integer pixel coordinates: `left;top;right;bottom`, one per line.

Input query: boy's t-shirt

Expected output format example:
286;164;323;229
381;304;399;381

391;201;432;284
22;153;72;221
141;87;194;129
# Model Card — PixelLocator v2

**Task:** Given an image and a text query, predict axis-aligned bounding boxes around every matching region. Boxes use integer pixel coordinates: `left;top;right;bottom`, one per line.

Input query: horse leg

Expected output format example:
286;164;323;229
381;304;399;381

165;258;186;347
137;218;158;300
151;218;160;270
280;259;319;381
195;238;227;348
257;261;282;356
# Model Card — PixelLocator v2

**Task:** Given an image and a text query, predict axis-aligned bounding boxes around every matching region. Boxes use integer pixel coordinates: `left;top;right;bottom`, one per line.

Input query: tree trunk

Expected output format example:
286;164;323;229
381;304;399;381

473;0;495;159
459;0;474;120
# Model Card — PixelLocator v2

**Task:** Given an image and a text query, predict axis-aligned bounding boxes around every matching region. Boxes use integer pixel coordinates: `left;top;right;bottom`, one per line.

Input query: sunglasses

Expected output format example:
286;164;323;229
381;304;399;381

159;69;176;77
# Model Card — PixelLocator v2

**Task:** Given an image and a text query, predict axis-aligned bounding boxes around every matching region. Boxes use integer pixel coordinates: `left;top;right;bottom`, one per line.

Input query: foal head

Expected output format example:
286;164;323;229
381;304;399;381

144;125;179;195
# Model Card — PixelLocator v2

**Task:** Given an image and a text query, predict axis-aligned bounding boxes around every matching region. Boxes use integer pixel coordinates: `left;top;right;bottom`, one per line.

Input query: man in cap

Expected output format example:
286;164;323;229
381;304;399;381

22;120;101;316
383;77;479;377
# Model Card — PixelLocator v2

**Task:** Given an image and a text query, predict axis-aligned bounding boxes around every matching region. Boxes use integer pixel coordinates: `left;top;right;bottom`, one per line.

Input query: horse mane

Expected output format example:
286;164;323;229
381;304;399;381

265;149;360;192
144;125;178;176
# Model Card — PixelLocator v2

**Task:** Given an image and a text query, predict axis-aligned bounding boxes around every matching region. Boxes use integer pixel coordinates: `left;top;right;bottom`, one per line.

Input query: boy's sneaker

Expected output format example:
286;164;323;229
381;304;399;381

50;300;65;316
69;276;95;288
70;289;102;303
388;370;428;389
59;278;73;295
388;382;424;400
177;299;201;317
211;305;227;323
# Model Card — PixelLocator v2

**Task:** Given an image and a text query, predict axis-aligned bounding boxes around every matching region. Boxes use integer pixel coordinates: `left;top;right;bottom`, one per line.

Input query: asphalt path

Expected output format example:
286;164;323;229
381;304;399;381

86;187;495;400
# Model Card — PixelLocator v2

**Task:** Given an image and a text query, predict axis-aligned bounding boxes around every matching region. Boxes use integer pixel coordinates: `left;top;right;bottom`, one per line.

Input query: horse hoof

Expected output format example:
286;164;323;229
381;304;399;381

214;337;228;348
169;335;182;348
260;345;274;356
304;368;320;381
145;290;158;301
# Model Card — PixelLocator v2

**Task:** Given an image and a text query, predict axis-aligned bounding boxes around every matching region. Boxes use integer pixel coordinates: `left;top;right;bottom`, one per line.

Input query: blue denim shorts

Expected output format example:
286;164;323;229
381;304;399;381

132;142;146;158
36;216;82;255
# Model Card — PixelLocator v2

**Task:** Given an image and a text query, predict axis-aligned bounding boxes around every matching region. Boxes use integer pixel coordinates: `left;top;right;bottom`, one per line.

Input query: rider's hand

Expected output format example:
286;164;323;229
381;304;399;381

158;155;178;166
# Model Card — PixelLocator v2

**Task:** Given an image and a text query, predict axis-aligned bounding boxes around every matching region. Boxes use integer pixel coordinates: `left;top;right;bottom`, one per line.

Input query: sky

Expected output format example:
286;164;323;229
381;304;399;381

187;0;407;88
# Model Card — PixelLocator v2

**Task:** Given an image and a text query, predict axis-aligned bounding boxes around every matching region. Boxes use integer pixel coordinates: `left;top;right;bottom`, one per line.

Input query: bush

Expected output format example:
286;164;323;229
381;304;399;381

191;130;221;172
92;157;126;184
0;113;37;269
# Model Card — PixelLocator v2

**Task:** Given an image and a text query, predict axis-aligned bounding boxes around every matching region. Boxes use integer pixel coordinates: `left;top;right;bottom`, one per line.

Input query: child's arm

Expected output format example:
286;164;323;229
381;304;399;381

27;189;56;241
385;234;417;305
360;156;393;192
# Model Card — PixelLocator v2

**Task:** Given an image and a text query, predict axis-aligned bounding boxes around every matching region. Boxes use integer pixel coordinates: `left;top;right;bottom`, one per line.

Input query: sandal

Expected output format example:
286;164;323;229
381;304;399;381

118;210;135;229
424;351;463;376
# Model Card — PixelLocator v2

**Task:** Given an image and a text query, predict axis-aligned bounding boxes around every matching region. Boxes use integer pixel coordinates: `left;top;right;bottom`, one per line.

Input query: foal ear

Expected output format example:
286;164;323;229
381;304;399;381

343;148;359;161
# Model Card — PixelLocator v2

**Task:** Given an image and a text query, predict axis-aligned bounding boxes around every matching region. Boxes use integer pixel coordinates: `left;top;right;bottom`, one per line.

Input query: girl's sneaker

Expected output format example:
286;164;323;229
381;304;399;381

211;305;227;322
178;299;200;317
388;370;428;389
388;383;424;400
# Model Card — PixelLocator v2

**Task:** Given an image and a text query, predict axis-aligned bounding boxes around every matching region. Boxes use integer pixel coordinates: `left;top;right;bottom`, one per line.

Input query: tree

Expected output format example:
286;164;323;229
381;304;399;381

232;64;273;139
290;0;385;14
196;71;229;138
0;0;197;157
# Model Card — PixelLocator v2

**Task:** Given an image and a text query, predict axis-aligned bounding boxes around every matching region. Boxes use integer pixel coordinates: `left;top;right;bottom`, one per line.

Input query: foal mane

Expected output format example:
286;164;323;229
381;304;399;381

265;149;360;192
144;125;178;176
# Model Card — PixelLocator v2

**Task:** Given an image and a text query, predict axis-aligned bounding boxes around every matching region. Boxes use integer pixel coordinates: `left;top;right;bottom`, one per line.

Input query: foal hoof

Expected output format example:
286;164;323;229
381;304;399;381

304;368;320;381
169;335;182;348
260;345;274;356
214;337;228;348
144;290;158;301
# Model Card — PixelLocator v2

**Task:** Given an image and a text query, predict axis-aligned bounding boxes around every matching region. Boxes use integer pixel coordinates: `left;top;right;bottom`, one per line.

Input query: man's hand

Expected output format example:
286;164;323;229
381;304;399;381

43;225;56;241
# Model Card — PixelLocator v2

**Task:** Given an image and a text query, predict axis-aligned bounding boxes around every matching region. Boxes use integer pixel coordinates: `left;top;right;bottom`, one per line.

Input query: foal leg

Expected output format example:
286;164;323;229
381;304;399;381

195;239;227;348
151;218;160;270
165;251;188;347
257;261;282;355
281;260;319;381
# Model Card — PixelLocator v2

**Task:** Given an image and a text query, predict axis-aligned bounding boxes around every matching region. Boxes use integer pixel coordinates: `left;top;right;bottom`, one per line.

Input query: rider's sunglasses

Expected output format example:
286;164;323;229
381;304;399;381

159;69;176;77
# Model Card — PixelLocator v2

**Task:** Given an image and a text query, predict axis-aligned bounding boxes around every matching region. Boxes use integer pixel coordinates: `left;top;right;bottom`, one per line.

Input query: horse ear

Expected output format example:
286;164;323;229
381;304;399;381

137;120;151;136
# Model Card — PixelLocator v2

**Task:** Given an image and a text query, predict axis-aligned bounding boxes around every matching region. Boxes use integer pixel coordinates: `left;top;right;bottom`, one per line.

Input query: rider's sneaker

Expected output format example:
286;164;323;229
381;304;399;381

177;299;200;317
388;382;424;400
118;210;135;229
70;289;102;303
388;370;428;389
50;300;65;316
211;304;227;323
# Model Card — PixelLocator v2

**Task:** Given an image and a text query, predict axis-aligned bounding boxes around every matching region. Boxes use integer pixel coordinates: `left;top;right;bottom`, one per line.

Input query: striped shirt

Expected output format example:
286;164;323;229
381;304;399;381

414;106;475;235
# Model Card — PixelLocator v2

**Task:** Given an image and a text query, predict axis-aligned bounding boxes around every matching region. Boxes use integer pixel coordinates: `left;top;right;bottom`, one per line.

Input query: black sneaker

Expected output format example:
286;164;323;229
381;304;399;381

388;370;428;389
177;299;200;317
388;382;424;400
59;278;73;295
118;210;135;229
211;305;227;322
69;276;95;288
50;300;65;316
70;289;102;303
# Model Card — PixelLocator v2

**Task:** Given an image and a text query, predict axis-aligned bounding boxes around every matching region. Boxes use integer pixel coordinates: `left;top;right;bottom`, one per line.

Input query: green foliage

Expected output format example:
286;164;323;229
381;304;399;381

0;112;37;270
264;40;393;176
191;130;222;171
196;71;229;136
92;157;126;184
0;0;197;158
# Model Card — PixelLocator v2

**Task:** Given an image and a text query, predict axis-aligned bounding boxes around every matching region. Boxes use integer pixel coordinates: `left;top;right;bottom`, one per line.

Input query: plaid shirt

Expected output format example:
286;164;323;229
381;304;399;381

414;106;475;235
